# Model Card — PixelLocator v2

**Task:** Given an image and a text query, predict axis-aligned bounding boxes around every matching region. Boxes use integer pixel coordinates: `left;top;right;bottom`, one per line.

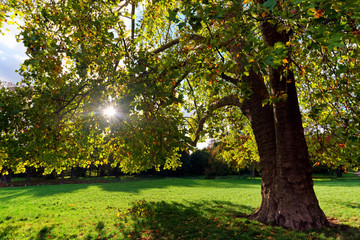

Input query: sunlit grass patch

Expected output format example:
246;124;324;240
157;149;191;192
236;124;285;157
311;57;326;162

0;175;359;239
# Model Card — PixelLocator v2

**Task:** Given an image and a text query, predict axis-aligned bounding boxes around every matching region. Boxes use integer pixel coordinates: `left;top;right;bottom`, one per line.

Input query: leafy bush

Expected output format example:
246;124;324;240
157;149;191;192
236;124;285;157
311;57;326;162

189;149;210;175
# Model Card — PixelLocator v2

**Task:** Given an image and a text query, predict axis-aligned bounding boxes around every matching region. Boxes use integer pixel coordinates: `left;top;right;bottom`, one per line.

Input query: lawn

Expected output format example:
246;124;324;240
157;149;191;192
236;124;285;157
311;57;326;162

0;174;359;239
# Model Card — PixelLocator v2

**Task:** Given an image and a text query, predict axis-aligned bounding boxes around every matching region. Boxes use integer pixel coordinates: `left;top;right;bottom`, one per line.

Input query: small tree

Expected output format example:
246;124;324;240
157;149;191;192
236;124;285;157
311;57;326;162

206;142;232;178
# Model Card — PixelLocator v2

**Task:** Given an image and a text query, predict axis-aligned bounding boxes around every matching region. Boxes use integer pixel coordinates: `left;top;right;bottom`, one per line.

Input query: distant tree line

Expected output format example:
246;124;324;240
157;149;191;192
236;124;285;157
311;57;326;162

1;147;262;183
1;143;347;184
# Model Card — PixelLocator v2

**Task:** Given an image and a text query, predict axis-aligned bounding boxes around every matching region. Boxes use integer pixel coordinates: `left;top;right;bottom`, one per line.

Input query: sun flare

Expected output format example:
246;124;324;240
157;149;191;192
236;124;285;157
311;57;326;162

103;106;117;117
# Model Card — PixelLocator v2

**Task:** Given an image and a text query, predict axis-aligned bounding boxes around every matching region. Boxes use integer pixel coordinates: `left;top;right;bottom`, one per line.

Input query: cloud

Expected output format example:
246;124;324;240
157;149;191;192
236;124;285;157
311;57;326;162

14;54;27;62
0;55;23;83
196;138;212;149
0;21;25;49
0;31;19;49
0;21;27;83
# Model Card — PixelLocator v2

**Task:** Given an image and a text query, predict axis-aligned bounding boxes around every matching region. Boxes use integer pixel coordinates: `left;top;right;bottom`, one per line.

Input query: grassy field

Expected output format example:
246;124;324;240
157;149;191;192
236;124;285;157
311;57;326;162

0;174;359;239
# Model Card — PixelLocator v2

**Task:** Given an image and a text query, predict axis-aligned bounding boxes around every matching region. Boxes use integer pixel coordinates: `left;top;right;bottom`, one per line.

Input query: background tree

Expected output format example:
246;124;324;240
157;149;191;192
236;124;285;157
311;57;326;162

2;0;360;230
206;142;233;178
296;28;360;177
189;149;210;175
0;83;30;182
219;124;260;179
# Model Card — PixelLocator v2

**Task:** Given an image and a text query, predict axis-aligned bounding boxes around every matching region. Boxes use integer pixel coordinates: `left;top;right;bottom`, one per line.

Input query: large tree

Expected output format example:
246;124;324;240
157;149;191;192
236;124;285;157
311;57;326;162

2;0;360;230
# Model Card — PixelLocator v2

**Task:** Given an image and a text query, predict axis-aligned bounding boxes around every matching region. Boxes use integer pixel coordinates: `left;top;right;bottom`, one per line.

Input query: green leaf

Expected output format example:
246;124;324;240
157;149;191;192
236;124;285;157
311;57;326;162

178;22;186;30
264;55;275;66
263;0;277;10
167;9;179;23
293;0;305;4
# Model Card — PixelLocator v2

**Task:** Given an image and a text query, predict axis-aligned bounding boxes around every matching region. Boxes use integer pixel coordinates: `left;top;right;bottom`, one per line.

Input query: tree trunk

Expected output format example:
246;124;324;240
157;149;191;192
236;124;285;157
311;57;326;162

327;167;333;179
248;68;329;230
114;163;120;178
240;69;329;229
249;162;255;180
1;172;11;183
61;170;65;182
232;4;330;229
26;167;31;182
335;166;343;177
70;167;75;179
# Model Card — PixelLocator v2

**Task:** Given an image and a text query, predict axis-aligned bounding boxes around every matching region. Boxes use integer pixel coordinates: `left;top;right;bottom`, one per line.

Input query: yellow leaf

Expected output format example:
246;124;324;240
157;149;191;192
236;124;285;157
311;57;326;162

282;59;289;64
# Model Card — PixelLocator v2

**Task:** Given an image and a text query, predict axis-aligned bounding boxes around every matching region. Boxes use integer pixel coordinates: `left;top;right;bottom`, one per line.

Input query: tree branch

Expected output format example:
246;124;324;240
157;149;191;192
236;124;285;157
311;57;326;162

131;2;135;41
116;0;132;12
220;73;240;85
192;95;242;146
186;79;200;123
54;83;89;115
172;71;189;91
206;23;225;62
151;34;205;55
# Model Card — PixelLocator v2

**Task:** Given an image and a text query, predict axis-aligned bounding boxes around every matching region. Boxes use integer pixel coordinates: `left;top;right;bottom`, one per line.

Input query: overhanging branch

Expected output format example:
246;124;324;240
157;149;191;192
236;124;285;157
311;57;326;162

192;95;242;146
172;71;189;91
131;2;135;41
151;34;205;55
220;73;240;85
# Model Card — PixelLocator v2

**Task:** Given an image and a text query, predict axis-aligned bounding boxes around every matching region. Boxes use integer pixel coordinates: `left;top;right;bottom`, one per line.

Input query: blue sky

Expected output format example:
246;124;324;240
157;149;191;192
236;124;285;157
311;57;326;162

0;21;27;84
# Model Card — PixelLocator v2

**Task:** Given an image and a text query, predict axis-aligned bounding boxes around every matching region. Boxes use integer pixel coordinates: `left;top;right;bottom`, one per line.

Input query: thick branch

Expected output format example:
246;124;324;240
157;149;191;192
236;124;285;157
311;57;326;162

116;0;132;12
152;38;180;54
193;95;242;145
131;2;135;41
151;34;205;55
220;73;240;85
186;79;200;123
54;83;89;115
173;71;189;91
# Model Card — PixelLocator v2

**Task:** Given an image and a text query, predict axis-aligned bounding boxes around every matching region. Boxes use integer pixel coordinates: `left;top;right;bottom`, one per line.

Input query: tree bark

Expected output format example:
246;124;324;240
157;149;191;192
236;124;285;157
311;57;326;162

246;68;329;230
239;9;330;229
61;170;65;182
335;166;343;177
26;167;31;182
1;170;12;183
70;167;75;179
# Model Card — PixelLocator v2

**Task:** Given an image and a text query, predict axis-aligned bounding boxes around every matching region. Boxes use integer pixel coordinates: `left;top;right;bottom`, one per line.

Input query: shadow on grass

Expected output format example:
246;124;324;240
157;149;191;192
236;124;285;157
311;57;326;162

335;200;360;210
36;225;55;240
0;224;18;240
0;176;262;200
312;174;360;187
0;183;90;202
115;200;360;240
100;177;262;194
0;174;358;201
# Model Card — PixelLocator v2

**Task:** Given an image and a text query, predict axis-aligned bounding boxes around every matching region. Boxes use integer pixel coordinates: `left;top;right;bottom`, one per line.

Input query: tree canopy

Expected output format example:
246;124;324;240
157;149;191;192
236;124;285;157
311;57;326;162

1;0;360;230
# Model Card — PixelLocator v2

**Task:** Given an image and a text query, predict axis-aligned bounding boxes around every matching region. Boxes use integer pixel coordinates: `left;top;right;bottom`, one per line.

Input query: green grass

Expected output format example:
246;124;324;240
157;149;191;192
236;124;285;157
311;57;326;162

0;174;359;239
